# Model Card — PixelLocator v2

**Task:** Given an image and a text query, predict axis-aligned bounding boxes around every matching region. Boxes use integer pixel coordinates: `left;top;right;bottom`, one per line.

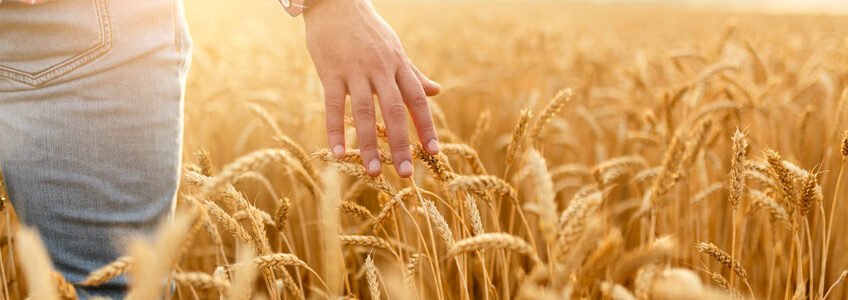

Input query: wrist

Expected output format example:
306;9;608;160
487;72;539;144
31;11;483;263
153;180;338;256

304;0;371;23
303;0;338;21
280;0;319;17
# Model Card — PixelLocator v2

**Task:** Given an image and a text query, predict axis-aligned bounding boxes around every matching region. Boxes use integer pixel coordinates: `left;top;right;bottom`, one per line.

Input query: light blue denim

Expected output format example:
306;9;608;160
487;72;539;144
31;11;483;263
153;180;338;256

0;0;191;298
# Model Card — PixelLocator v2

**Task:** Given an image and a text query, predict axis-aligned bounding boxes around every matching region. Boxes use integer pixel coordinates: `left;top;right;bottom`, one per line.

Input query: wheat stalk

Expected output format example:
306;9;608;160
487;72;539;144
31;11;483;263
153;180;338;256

202;149;301;195
649;133;685;208
695;242;748;280
365;254;381;300
339;235;393;251
749;190;792;227
422;198;455;248
555;189;603;259
529;88;573;140
81;256;135;286
251;253;307;269
195;148;214;177
447;175;517;200
729;129;748;210
413;144;457;181
550;163;592;179
274;197;291;231
231;209;274;226
404;253;425;289
634;264;658;299
373;188;414;227
592;155;648;186
335;162;396;196
505;109;533;170
441;143;487;175
691;182;724;204
612;237;675;282
764;148;798;214
340;200;375;220
469;110;491;147
600;281;637;300
14;228;58;300
233;171;278;200
52;271;77;300
447;233;538;262
173;271;231;291
313;148;393;165
274;135;317;180
463;194;485;236
707;271;733;294
526;148;558;241
798;172;819;216
204;201;253;243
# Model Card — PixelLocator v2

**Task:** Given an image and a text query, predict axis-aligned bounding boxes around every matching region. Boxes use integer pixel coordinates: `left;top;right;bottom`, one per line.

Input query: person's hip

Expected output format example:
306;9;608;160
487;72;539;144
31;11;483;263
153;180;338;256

0;0;192;92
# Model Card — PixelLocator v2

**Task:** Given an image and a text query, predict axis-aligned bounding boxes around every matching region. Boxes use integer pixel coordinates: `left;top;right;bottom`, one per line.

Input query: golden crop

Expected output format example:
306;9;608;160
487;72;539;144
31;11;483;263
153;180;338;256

3;1;848;299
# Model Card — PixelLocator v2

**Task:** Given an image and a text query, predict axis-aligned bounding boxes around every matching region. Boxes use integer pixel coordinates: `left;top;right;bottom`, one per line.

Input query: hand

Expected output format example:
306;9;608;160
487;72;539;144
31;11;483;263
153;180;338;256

304;0;441;178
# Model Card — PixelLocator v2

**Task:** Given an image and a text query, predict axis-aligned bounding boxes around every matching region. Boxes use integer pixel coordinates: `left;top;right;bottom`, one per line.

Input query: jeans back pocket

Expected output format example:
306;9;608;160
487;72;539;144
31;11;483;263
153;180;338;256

0;0;112;87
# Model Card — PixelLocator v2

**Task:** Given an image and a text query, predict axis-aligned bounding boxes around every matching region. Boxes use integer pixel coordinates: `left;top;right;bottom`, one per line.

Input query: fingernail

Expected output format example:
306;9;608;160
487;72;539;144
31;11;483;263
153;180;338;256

427;139;440;154
333;145;344;158
399;160;413;176
368;158;381;174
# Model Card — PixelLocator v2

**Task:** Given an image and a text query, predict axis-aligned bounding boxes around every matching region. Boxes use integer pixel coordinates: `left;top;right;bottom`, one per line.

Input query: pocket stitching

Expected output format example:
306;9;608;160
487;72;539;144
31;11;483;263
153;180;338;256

0;0;112;87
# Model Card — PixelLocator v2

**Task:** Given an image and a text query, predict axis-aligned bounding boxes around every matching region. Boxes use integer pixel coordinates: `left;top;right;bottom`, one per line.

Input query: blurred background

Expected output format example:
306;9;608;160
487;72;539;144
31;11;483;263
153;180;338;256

546;0;847;14
173;0;848;298
179;0;848;157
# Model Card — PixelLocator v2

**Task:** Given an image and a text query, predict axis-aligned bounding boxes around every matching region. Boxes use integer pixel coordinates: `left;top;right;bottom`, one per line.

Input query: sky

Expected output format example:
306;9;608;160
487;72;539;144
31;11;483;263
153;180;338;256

575;0;848;14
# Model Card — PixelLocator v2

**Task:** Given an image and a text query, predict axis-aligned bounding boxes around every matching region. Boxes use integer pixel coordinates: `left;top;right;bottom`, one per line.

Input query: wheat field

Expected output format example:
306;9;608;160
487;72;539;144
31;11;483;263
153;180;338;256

2;1;848;299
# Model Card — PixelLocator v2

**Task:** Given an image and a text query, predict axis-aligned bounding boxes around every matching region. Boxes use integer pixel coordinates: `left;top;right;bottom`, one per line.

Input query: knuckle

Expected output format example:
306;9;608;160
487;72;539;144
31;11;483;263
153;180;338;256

353;103;374;119
354;109;374;121
369;57;392;73
326;126;345;136
408;94;429;111
390;142;410;155
386;102;407;119
325;100;345;112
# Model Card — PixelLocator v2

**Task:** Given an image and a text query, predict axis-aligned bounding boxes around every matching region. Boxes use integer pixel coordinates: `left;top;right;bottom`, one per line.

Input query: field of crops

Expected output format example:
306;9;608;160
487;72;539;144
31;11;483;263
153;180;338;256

3;0;848;299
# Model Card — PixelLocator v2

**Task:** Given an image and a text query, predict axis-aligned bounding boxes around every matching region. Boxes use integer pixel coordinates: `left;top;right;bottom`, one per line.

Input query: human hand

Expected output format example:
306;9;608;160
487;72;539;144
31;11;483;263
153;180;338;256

304;0;441;178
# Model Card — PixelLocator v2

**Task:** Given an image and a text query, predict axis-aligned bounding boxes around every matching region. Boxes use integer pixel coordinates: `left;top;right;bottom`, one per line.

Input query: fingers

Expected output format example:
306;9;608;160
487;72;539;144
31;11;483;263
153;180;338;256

397;67;439;155
373;76;414;178
323;79;347;159
410;62;441;96
349;79;383;177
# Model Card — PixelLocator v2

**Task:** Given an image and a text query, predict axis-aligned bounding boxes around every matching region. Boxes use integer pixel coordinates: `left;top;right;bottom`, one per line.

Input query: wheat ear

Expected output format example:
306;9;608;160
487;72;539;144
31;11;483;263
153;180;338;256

729;130;748;210
447;175;517;201
695;242;748;280
81;256;135;286
173;272;231;291
447;233;538;262
441;143;487;175
339;235;393;251
505;109;533;170
365;254;381;300
529;88;573;140
52;271;78;300
274;197;291;231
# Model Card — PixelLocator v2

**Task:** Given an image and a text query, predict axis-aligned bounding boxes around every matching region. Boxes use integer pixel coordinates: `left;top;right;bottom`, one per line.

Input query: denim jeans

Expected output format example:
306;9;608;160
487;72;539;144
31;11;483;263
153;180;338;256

0;0;191;298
